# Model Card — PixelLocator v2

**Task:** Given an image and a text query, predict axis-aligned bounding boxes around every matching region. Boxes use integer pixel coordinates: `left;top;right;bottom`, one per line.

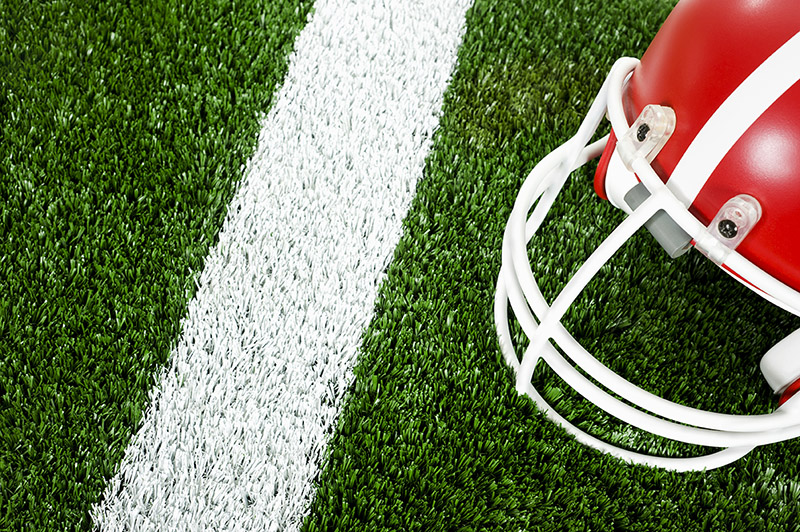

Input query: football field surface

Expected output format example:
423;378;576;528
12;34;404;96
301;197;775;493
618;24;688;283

2;0;800;530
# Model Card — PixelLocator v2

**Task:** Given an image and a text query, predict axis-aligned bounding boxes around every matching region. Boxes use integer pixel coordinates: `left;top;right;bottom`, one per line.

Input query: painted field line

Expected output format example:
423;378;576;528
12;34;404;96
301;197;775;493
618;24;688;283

92;0;472;530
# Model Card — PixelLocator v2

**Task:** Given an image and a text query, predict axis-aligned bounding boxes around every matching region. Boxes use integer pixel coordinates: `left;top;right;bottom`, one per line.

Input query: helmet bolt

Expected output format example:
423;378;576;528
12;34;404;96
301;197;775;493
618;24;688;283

718;219;738;239
636;123;650;142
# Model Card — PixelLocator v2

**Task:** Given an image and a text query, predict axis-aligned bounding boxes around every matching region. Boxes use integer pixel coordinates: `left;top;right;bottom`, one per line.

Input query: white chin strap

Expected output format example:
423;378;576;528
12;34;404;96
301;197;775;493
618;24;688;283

495;57;800;472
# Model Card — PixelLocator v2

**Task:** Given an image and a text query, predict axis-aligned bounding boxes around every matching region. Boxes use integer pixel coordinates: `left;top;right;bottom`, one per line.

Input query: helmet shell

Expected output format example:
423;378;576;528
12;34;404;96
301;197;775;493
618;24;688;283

625;0;800;291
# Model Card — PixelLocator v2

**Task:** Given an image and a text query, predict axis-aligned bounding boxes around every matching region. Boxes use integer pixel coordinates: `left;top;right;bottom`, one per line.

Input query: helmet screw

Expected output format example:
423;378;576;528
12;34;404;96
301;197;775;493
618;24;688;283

718;219;738;239
636;123;650;142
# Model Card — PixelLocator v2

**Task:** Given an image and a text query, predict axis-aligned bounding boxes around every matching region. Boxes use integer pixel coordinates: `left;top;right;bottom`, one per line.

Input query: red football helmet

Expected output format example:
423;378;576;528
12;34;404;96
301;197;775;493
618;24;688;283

496;0;800;470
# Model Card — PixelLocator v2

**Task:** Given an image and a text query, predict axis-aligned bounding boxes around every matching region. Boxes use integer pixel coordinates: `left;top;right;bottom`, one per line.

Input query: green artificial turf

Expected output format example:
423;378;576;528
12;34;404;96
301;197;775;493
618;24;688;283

0;0;312;528
4;0;800;529
302;0;800;530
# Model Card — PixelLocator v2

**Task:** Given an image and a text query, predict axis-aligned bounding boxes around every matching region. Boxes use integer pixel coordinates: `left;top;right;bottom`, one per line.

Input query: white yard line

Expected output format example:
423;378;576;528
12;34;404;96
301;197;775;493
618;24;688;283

92;0;472;530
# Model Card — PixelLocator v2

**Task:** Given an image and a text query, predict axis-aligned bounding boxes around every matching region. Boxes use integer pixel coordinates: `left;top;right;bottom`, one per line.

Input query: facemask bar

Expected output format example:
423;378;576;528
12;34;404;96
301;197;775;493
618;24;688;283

496;57;800;471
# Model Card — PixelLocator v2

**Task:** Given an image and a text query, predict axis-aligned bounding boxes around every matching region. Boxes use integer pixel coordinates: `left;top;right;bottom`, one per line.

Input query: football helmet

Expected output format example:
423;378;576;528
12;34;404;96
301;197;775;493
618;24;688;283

496;0;800;471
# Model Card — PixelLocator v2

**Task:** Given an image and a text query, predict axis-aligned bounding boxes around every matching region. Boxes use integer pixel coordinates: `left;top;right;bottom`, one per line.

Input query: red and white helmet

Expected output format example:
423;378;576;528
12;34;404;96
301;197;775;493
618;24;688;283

496;0;800;470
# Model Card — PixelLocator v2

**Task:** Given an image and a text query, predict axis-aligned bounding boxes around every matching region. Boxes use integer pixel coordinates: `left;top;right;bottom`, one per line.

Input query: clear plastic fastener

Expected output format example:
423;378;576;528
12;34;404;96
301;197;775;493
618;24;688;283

708;194;762;249
617;104;677;171
696;194;762;264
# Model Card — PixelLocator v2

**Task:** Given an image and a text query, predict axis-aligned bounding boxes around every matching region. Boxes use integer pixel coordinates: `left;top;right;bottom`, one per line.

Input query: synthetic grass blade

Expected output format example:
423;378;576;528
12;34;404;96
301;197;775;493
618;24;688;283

300;0;800;529
0;1;311;529
92;0;472;529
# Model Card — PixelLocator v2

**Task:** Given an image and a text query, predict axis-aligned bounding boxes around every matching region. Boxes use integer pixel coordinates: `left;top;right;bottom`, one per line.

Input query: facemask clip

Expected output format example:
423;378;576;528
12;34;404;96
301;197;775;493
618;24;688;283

696;194;762;264
617;104;677;171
